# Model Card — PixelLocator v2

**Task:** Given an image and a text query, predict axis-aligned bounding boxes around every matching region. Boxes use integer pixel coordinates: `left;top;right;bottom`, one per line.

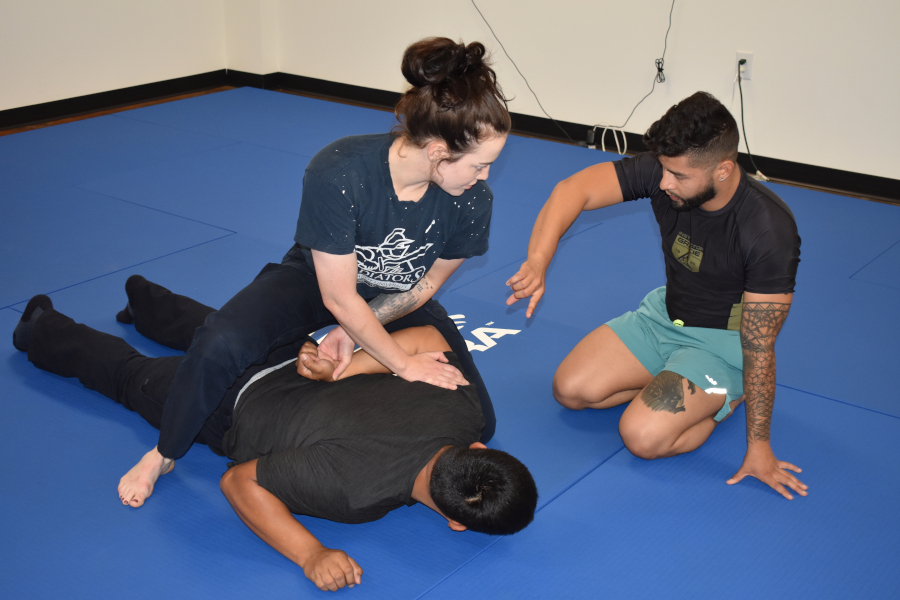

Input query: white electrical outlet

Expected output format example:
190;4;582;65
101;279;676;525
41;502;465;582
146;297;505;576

736;52;753;81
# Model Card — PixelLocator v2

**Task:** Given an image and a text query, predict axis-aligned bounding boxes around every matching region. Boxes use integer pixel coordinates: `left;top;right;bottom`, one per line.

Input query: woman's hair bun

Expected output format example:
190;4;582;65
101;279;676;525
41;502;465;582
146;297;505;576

394;37;510;156
401;37;487;92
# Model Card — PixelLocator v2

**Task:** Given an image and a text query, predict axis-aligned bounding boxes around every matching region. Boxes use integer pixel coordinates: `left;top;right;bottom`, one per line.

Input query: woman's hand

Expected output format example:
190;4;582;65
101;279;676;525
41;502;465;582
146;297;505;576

316;326;356;379
396;352;469;390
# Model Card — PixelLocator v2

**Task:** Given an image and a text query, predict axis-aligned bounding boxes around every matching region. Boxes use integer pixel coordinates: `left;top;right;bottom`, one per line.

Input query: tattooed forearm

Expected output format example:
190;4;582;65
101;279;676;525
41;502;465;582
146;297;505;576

367;277;434;325
642;371;686;415
740;302;790;443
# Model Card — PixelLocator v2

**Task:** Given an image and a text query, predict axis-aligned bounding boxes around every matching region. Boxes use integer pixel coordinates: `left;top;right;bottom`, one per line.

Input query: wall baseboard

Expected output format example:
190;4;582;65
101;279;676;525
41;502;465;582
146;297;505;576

0;70;229;130
2;69;896;204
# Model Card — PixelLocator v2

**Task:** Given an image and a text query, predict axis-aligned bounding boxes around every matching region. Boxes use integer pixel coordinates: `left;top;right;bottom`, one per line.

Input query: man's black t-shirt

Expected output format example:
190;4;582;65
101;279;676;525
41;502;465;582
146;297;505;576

614;153;801;330
294;134;493;299
221;352;484;524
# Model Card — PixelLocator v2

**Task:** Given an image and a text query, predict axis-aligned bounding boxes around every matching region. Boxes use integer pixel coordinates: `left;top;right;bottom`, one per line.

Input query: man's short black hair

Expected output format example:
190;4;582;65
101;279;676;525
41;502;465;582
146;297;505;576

643;91;739;168
430;446;538;535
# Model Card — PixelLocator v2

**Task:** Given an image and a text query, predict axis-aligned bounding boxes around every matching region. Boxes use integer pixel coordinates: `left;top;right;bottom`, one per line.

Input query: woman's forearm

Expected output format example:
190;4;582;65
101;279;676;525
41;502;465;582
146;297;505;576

367;275;435;325
325;292;413;375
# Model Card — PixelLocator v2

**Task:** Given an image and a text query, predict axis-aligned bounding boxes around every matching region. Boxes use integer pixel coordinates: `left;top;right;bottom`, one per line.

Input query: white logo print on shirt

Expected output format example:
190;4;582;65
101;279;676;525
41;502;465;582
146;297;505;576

356;228;434;291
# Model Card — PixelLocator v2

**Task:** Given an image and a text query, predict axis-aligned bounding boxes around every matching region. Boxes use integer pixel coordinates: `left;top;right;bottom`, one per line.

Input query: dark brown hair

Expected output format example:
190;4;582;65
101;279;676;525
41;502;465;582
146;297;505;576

395;37;511;158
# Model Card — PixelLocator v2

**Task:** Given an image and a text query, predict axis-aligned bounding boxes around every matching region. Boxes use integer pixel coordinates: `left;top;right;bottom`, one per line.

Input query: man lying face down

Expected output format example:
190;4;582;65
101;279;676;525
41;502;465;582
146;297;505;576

12;276;538;592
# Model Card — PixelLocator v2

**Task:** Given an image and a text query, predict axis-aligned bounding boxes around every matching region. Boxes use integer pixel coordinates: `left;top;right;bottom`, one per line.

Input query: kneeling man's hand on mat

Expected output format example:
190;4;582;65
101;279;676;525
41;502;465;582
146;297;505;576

506;259;547;318
304;547;362;592
727;443;808;500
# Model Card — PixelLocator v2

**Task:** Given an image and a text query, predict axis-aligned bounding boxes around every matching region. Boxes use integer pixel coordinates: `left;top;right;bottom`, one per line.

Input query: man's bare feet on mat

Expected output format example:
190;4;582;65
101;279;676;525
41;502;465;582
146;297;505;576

118;446;174;507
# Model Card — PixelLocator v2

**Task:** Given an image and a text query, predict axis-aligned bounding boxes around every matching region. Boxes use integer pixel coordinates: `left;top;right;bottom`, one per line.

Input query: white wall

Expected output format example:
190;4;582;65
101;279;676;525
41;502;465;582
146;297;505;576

277;0;900;181
224;0;280;74
2;0;898;181
0;0;225;111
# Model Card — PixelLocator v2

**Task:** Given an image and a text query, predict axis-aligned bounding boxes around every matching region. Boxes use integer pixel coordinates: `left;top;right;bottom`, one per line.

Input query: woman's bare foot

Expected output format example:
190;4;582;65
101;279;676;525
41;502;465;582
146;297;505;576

118;446;174;507
296;341;337;382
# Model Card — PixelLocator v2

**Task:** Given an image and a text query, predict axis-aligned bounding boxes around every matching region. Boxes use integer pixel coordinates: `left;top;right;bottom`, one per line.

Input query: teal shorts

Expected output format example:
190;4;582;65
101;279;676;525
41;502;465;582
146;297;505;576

606;287;743;422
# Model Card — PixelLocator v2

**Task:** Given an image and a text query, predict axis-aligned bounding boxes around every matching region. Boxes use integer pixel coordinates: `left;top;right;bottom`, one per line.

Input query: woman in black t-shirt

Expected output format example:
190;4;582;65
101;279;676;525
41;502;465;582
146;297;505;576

117;37;511;510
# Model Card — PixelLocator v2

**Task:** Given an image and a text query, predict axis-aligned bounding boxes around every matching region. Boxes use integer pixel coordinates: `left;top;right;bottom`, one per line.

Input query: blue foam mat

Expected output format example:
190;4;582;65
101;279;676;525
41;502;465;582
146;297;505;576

421;387;900;599
0;113;236;187
763;182;900;278
773;272;899;416
0;180;231;309
117;87;397;159
852;238;900;289
78;142;312;244
2;88;899;598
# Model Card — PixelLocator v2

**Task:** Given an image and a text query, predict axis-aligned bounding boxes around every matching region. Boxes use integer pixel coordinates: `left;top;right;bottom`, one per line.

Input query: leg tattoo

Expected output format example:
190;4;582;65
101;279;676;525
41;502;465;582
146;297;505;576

642;371;686;415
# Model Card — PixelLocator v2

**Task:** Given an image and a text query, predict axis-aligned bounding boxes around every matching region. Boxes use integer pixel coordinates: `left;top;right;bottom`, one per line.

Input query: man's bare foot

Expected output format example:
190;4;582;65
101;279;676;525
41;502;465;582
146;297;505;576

297;341;337;382
118;446;174;507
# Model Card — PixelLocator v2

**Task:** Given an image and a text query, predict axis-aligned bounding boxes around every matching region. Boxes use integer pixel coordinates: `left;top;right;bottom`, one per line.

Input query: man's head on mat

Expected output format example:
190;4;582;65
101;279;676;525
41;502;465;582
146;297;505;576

394;37;511;196
430;444;538;535
643;91;740;212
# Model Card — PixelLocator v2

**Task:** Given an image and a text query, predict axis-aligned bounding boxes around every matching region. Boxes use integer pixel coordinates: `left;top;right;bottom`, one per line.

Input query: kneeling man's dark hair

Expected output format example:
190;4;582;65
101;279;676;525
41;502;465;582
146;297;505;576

430;446;538;535
643;91;739;168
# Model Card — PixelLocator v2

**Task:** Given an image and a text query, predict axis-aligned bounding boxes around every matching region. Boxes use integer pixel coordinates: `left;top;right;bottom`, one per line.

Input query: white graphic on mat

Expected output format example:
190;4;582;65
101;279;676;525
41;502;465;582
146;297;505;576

451;316;521;352
356;228;434;291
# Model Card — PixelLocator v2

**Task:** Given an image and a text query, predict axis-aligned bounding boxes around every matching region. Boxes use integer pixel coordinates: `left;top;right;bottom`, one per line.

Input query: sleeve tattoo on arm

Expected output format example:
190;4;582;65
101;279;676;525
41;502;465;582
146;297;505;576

366;277;434;325
740;302;790;442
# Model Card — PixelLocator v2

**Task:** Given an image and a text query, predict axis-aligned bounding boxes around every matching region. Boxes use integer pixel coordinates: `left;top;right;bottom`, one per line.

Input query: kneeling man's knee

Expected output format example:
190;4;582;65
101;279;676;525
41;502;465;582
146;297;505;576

619;418;667;460
552;372;590;410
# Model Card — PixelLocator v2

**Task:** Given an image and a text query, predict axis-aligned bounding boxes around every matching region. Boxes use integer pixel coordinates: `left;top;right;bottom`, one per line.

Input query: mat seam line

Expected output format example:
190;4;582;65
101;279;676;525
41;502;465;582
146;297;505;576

71;186;237;234
447;221;606;294
0;233;235;310
848;237;900;279
776;383;900;420
413;444;627;599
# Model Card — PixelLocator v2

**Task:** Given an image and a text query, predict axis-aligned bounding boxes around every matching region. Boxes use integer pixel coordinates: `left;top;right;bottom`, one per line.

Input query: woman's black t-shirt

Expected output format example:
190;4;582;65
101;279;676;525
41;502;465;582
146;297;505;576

294;134;493;299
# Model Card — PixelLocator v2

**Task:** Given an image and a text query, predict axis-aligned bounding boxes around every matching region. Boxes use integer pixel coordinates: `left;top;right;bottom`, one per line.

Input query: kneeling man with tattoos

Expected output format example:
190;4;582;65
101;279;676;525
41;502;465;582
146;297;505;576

506;92;807;500
12;278;537;592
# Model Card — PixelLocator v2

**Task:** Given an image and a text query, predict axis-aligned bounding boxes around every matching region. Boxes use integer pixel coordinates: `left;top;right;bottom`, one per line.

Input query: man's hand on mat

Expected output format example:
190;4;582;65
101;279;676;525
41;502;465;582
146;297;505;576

727;442;808;500
298;341;336;382
506;259;547;318
118;446;174;507
317;326;356;379
398;352;468;390
303;547;362;591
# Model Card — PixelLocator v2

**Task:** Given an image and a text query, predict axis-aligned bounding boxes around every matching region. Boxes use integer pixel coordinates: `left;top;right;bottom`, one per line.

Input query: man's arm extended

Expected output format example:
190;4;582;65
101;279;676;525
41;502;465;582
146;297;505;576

506;162;624;317
220;460;362;592
726;292;808;500
313;251;465;386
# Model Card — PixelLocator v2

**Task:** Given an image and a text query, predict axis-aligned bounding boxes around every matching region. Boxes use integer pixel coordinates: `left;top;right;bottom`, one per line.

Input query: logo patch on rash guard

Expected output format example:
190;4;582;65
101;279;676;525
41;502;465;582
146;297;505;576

672;231;704;273
356;228;434;291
